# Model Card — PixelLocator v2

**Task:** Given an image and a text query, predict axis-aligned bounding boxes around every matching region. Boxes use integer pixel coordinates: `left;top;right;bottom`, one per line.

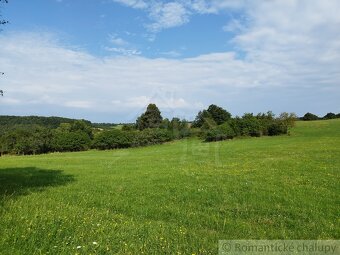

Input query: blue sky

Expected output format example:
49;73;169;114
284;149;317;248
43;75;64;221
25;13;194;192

0;0;339;122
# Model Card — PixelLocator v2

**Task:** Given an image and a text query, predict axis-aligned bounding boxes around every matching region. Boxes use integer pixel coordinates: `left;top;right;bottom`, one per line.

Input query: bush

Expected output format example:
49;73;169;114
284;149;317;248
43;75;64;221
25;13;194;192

92;129;133;150
205;123;235;142
52;131;91;152
268;121;288;136
239;114;262;137
132;129;173;147
0;126;53;155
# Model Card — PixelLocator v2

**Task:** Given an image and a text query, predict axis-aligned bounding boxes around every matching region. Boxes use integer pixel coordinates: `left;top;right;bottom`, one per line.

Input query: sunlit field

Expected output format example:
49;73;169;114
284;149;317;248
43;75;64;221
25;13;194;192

1;120;339;254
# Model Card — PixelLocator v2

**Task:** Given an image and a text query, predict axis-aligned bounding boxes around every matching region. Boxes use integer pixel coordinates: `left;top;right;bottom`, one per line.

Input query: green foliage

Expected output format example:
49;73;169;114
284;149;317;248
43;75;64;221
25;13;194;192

192;104;231;127
70;120;93;139
92;129;133;150
268;121;288;136
159;118;170;129
121;124;135;131
132;129;173;147
302;112;319;121
0;126;53;155
52;131;91;152
205;122;235;142
191;110;212;128
323;112;337;119
0;115;91;129
207;104;232;124
136;104;163;130
167;118;191;139
239;113;262;137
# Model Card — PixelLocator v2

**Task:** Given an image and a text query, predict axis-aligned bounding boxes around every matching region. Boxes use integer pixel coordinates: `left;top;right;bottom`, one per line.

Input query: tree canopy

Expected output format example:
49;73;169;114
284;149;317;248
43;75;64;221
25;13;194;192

136;104;163;130
192;104;231;127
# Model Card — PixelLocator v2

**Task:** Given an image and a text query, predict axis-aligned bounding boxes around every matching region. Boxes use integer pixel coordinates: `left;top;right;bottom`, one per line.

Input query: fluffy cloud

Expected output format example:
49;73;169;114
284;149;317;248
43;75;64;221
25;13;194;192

1;1;340;122
112;0;248;31
147;2;189;32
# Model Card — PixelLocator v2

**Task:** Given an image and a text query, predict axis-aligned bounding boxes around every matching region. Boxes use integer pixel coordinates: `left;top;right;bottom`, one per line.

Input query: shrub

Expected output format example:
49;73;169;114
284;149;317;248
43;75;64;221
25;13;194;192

205;123;235;142
92;129;133;150
132;129;173;147
239;114;262;137
268;121;288;136
0;126;53;155
52;131;91;152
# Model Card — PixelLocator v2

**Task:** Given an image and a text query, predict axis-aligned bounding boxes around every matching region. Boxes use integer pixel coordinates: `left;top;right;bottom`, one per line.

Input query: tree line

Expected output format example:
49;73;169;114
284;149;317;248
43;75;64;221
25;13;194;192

301;112;340;121
0;104;339;156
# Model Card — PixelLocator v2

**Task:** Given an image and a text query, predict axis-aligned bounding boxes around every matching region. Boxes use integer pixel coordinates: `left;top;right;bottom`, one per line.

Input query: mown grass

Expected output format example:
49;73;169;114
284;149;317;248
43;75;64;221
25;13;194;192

0;119;339;254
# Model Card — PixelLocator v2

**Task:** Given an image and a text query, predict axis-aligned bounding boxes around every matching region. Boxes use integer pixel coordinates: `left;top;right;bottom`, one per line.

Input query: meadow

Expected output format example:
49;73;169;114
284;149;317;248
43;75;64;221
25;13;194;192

0;119;339;254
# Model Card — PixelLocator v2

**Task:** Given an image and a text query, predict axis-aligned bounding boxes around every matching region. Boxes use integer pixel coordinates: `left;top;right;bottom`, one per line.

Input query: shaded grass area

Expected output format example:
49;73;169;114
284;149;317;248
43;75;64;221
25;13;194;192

0;119;339;254
0;167;74;199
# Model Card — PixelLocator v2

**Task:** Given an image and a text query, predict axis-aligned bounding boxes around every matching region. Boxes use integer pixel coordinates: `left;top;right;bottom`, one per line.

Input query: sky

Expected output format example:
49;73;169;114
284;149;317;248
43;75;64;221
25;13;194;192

0;0;339;123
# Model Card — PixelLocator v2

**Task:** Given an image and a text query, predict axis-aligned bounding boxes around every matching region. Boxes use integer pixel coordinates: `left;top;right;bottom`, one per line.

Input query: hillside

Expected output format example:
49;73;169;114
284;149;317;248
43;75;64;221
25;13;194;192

0;119;339;254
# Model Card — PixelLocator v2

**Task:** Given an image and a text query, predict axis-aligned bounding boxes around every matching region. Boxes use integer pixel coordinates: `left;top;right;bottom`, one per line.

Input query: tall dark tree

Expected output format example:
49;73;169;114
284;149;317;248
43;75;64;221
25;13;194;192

191;110;213;128
323;112;336;120
136;104;163;130
302;112;319;121
192;104;231;127
207;104;231;124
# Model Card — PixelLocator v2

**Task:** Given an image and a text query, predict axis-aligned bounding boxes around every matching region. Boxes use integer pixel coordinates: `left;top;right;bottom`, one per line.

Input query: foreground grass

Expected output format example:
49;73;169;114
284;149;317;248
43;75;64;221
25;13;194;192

0;120;339;254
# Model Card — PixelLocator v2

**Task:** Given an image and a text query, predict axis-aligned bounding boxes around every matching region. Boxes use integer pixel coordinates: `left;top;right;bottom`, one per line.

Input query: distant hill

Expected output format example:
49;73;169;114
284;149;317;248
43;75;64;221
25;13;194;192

0;115;120;131
0;115;92;129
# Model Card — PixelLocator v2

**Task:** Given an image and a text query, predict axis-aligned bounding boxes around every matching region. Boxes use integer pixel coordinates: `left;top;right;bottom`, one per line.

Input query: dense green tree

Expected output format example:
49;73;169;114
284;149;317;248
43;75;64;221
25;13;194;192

0;126;53;155
52;131;91;152
136;104;163;130
278;112;297;128
240;113;262;137
70;120;93;139
159;118;170;129
192;105;231;127
207;104;231;124
192;110;213;128
323;112;336;119
302;112;319;121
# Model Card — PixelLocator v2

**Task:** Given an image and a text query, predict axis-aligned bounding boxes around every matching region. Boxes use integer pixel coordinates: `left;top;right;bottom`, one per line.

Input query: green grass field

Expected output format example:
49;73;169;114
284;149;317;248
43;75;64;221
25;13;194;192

1;120;339;254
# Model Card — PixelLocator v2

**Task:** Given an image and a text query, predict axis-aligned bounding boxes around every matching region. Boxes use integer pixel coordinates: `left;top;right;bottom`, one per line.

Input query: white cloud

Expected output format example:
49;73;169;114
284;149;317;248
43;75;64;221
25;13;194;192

1;1;340;121
112;0;248;32
112;0;147;9
147;2;190;32
106;34;141;55
105;47;141;55
160;50;181;58
109;34;128;46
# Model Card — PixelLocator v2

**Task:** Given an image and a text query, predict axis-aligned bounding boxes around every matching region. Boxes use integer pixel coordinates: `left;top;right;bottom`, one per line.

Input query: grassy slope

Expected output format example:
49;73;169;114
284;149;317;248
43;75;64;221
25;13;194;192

0;120;339;254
